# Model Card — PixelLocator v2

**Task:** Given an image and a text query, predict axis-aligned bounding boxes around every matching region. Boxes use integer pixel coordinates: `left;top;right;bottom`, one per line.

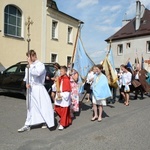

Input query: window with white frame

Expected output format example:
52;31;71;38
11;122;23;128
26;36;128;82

52;20;58;39
4;5;22;37
51;53;57;63
147;41;150;53
117;44;123;55
67;56;72;65
68;26;73;44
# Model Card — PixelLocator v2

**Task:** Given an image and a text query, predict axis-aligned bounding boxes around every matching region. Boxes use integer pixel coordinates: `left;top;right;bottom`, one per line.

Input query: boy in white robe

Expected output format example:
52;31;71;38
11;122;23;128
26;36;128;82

18;50;54;132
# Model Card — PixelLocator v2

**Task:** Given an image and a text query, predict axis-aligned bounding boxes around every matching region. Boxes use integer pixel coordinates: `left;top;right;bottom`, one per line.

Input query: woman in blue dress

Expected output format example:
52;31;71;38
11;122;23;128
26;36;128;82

91;64;112;122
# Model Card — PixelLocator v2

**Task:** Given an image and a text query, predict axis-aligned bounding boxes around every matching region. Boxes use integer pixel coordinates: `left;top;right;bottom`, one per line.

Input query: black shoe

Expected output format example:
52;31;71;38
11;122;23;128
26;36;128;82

107;101;110;104
140;97;144;100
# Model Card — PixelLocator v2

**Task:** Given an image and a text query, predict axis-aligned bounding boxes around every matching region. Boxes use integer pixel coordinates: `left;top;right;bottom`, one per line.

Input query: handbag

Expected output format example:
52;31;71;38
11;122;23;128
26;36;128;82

132;80;141;88
124;84;130;92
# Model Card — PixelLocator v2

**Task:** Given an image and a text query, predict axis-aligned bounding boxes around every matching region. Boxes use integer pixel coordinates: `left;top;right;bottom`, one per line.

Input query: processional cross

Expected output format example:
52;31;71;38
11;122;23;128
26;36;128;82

25;16;33;108
25;16;33;43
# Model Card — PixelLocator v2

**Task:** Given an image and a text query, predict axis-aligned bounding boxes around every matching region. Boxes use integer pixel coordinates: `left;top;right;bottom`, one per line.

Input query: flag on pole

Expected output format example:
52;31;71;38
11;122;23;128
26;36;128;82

127;61;132;69
73;37;94;93
73;37;94;80
102;56;118;88
134;57;140;69
108;49;115;69
126;59;134;73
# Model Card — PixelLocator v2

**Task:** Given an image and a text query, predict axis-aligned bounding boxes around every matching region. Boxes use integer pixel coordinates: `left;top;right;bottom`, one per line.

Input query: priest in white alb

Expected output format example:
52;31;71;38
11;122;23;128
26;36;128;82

18;50;54;132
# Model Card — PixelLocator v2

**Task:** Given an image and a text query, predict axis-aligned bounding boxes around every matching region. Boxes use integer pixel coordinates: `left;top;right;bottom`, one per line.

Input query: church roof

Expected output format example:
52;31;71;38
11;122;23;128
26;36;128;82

47;0;84;24
105;8;150;42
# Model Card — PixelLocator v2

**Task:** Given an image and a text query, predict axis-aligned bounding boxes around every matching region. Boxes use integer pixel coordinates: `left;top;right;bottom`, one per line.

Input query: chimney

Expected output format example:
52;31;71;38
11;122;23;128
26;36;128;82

122;13;131;27
140;4;145;18
135;0;141;30
122;19;131;27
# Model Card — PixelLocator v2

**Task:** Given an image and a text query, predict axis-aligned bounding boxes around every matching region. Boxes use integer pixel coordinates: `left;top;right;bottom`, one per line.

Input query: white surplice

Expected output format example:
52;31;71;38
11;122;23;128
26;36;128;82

54;81;71;107
23;60;54;128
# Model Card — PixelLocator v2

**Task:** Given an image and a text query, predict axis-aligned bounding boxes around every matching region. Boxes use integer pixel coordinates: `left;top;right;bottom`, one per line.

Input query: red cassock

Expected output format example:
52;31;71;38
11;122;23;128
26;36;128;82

55;75;72;127
55;106;72;127
58;75;71;92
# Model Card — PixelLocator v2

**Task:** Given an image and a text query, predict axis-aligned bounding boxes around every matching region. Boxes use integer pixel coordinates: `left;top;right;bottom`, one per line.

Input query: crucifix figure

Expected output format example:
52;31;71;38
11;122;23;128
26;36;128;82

25;16;33;40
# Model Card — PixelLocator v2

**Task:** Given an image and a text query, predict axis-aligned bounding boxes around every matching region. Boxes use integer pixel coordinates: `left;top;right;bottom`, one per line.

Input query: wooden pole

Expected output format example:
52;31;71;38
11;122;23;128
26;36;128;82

55;77;62;100
126;58;130;65
107;39;112;55
71;22;82;64
25;17;33;109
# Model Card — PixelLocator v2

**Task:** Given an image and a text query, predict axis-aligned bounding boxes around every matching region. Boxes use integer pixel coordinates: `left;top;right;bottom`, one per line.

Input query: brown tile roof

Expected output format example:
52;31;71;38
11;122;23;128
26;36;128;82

47;0;59;10
105;8;150;42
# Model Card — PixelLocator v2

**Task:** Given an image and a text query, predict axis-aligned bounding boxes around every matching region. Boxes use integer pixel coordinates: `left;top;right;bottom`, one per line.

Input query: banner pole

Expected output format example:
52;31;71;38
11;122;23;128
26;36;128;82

71;22;82;65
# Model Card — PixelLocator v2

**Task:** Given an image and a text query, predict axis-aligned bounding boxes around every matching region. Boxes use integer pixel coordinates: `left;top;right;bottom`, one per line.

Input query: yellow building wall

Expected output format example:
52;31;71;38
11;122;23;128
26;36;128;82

0;0;43;69
46;9;79;65
0;0;80;70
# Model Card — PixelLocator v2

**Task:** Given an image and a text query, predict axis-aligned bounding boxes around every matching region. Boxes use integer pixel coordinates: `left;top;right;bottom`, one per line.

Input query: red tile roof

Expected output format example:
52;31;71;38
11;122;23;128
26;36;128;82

106;9;150;42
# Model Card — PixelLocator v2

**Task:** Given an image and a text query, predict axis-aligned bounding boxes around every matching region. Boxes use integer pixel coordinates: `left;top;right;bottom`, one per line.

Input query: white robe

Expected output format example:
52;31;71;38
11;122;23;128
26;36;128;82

24;60;54;128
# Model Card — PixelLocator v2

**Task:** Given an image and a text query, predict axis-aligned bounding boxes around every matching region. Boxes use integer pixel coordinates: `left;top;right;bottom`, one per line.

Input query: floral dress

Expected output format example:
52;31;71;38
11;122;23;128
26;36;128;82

70;73;79;112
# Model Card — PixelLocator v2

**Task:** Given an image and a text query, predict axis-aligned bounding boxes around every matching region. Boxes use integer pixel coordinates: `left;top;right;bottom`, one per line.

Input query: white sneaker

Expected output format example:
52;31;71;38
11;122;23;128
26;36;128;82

41;124;47;129
58;125;64;130
18;125;30;132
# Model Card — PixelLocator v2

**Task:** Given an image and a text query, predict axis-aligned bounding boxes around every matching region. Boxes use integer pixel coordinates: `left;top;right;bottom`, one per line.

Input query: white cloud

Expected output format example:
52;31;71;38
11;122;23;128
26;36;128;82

95;25;121;33
101;5;122;12
102;19;113;24
88;50;107;64
126;0;150;19
100;6;109;12
77;0;99;9
110;5;122;11
98;5;122;27
140;0;150;8
101;13;119;25
126;1;136;18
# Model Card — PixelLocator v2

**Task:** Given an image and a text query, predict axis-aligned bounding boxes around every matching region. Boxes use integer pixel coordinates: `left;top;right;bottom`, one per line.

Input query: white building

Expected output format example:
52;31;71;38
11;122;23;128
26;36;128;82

106;0;150;70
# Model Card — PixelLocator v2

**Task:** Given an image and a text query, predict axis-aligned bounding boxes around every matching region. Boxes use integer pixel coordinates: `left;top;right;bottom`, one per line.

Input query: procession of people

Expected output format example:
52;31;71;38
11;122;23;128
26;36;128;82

18;49;150;133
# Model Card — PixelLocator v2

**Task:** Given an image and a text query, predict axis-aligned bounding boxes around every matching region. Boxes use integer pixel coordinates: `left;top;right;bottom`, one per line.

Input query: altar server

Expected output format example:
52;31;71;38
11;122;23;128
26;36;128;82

55;66;72;130
18;50;54;132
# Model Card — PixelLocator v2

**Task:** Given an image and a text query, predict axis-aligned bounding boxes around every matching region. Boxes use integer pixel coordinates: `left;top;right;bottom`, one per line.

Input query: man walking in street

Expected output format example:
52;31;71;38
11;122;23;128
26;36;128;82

18;50;54;132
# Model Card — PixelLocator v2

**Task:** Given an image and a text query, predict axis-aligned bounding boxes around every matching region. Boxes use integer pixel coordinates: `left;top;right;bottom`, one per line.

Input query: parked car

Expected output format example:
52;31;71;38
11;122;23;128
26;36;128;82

0;61;55;96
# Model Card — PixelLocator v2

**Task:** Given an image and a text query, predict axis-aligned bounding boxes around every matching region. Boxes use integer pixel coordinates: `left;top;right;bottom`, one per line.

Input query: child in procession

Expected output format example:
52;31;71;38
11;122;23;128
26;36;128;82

91;64;112;122
54;66;72;130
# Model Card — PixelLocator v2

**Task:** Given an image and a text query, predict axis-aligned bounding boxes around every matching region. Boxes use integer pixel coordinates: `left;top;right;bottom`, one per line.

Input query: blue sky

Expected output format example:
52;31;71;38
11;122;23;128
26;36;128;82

55;0;150;63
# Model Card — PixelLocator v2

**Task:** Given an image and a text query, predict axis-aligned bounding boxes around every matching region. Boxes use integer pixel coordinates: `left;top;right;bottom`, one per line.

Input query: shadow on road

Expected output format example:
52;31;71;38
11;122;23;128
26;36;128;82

80;101;91;111
0;92;26;100
102;111;109;118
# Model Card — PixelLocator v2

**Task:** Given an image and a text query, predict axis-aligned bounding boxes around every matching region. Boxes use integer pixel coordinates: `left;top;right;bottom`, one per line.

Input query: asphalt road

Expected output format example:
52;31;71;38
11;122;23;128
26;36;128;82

0;93;150;150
